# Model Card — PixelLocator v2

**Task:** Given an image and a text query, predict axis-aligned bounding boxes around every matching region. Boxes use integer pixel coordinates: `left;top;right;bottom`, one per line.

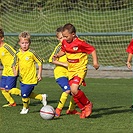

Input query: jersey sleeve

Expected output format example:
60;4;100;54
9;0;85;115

126;39;133;54
31;50;43;66
5;44;16;56
12;52;19;72
49;43;61;63
80;41;95;54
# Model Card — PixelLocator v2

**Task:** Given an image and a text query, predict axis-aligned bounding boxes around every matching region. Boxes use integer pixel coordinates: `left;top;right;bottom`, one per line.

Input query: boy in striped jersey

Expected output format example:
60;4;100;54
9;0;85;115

0;28;21;107
12;31;47;114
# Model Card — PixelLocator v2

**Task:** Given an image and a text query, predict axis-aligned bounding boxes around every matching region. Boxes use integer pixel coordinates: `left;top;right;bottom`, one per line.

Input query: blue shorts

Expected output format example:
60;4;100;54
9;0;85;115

20;82;37;98
56;77;70;92
0;76;17;90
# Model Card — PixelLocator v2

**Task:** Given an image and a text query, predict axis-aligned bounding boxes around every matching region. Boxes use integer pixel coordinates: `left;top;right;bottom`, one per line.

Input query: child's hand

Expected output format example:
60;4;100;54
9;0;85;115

93;63;99;70
126;62;131;69
37;74;42;81
52;55;58;61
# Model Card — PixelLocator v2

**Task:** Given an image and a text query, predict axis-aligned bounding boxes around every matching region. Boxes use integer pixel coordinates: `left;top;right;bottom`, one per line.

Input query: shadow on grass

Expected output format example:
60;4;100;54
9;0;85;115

90;106;132;118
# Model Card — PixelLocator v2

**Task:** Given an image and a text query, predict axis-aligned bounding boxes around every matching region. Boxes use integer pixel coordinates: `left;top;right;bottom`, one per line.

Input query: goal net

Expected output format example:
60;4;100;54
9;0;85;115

0;0;133;73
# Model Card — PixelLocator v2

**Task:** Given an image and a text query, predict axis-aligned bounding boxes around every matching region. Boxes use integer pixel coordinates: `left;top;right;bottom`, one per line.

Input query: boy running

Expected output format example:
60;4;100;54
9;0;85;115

54;23;99;119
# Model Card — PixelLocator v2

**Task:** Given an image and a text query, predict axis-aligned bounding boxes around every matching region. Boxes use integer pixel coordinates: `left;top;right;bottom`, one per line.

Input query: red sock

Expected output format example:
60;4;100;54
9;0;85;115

73;90;90;110
73;95;84;110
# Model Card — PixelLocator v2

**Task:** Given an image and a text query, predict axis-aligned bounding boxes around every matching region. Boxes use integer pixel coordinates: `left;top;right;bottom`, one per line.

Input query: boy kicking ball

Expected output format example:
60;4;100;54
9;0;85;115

54;23;99;118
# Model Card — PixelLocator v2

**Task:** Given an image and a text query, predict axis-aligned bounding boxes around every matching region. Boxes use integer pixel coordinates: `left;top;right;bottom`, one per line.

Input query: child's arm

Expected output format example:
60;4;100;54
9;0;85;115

12;65;18;76
49;47;68;67
12;55;19;76
126;53;132;69
37;65;42;81
52;58;68;68
91;50;99;70
54;50;65;58
52;50;66;67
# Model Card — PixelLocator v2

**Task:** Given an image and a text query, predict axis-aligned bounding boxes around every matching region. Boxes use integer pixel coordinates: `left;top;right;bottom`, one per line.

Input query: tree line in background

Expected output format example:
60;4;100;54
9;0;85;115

0;0;132;13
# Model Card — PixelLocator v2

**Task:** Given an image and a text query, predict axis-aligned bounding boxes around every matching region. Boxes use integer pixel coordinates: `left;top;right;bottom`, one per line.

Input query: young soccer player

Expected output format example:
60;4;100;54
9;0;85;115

126;39;133;109
49;27;80;117
126;39;133;69
54;23;99;119
12;31;47;114
0;28;21;107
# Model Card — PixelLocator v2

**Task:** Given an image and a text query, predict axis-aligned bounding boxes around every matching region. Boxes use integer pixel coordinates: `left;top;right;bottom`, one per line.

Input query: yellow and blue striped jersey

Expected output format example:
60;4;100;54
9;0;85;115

49;43;68;79
13;48;43;84
0;43;16;76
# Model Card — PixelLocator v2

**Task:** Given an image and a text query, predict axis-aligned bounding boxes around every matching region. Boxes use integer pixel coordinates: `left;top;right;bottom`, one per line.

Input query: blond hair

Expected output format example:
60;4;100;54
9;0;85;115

18;31;31;44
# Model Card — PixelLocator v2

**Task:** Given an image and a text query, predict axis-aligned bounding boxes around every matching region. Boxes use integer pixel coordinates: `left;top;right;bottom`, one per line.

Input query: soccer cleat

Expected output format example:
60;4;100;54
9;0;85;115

42;94;48;106
66;109;81;115
20;108;29;114
2;102;16;107
80;110;86;119
84;102;93;118
55;108;62;118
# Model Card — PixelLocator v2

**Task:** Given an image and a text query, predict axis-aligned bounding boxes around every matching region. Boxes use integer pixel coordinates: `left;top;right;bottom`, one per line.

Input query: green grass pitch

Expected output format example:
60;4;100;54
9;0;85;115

0;77;132;133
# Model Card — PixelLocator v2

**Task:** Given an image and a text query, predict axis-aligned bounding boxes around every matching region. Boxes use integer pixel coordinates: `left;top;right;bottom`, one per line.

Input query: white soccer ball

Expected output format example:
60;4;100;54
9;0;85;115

40;105;55;120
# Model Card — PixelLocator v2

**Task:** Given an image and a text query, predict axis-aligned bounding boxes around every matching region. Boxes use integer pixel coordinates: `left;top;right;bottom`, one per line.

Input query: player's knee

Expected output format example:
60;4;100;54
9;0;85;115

65;90;71;94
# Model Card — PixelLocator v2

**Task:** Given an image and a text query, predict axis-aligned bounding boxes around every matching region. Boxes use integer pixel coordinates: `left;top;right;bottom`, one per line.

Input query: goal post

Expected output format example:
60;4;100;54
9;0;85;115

0;0;133;71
